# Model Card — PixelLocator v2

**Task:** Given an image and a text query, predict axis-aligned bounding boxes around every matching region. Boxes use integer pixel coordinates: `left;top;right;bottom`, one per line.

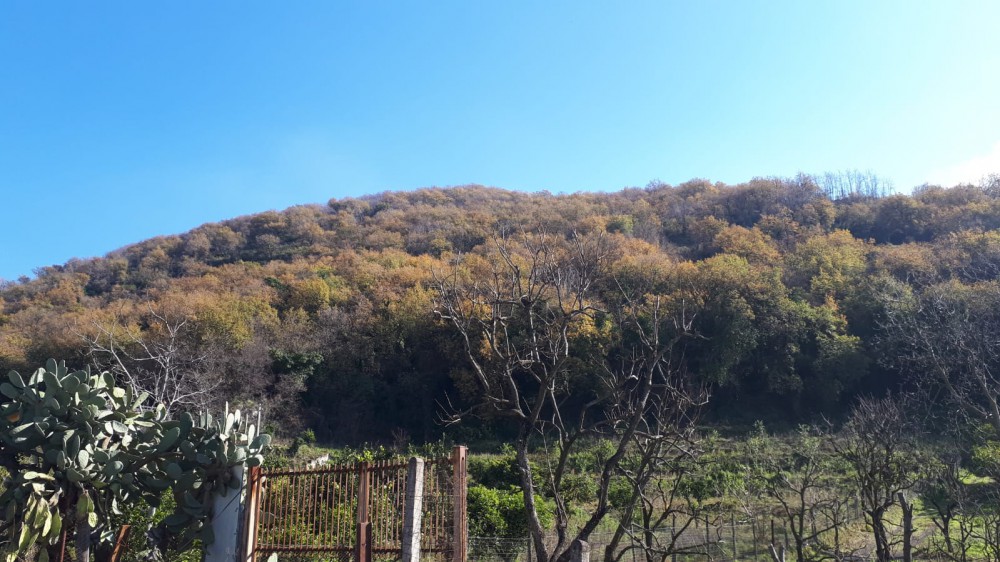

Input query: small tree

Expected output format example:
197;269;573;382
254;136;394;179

0;360;269;562
746;425;848;562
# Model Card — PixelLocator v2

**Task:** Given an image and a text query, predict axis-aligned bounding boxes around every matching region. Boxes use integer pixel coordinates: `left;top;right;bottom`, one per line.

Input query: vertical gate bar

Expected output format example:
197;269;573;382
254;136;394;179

315;469;324;547
325;469;332;549
284;474;292;549
373;462;380;548
396;462;401;544
319;469;327;549
303;471;311;547
292;473;299;548
382;462;387;547
309;469;318;547
298;473;307;547
435;464;441;548
334;469;341;547
273;475;282;551
383;461;388;547
351;467;356;547
375;462;380;549
384;462;390;547
373;461;379;548
287;474;295;549
320;468;326;546
383;462;389;546
334;468;341;547
298;473;306;547
347;467;353;547
273;474;281;551
276;475;284;550
398;463;405;543
386;462;392;546
341;469;348;547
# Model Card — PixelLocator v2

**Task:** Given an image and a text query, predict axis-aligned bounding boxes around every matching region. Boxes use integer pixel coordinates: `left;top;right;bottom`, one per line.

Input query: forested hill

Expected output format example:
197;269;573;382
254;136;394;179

3;176;1000;443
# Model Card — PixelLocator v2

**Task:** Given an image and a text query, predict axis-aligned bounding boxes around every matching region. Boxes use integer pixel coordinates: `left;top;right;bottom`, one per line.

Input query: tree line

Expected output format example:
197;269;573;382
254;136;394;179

1;173;1000;442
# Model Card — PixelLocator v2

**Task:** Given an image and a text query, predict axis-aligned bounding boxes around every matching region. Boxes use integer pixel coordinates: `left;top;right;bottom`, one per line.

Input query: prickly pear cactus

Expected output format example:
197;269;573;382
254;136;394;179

0;360;270;562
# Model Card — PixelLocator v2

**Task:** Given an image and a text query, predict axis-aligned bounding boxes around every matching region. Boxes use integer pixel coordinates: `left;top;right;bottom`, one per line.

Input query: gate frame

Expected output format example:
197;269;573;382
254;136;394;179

240;445;468;562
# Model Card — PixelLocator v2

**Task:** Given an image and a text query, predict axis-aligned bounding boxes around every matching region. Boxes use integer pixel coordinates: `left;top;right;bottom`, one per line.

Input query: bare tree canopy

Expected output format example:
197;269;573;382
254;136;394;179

877;278;1000;434
435;229;707;562
82;305;221;415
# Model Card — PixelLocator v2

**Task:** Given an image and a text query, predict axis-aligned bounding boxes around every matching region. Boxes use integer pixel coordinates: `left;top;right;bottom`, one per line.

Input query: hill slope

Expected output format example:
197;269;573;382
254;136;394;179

3;177;1000;442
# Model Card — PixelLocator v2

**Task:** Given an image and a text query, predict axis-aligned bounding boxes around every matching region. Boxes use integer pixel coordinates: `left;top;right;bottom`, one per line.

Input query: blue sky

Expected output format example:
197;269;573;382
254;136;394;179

2;1;999;281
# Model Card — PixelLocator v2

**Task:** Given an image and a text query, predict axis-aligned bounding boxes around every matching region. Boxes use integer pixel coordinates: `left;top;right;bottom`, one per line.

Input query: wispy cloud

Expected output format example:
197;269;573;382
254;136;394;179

926;141;1000;187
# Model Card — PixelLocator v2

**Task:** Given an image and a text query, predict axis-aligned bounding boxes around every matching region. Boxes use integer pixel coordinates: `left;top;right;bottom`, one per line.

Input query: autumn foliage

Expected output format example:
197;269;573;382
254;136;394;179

2;176;999;441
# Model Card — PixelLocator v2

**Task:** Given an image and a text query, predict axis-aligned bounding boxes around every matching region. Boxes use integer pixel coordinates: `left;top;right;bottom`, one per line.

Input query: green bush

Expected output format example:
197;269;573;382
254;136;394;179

468;454;521;489
566;439;616;473
468;485;552;538
559;472;597;504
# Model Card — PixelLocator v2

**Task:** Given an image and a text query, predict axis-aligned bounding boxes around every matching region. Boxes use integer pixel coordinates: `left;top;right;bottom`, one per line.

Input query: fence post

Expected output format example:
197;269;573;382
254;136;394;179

402;457;425;562
671;513;677;562
731;513;737;561
570;539;590;562
206;465;245;562
109;525;131;562
240;466;263;562
357;462;372;562
452;446;468;562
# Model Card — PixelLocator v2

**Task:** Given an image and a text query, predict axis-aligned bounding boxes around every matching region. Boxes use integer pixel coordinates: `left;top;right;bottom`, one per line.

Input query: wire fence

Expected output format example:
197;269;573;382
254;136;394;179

467;506;996;562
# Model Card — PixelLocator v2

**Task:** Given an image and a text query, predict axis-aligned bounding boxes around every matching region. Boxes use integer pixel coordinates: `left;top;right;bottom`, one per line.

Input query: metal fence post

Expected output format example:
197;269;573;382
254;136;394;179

402;457;425;562
357;461;371;562
240;466;263;562
109;525;131;562
452;446;468;562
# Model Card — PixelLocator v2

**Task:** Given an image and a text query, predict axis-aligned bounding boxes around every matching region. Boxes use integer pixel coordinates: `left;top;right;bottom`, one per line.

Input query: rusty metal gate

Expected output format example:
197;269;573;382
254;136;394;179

242;446;467;562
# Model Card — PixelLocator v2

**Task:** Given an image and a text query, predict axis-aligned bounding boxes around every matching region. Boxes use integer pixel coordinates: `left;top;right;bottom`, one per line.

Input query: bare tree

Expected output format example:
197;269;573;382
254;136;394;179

878;278;1000;435
82;305;221;415
603;444;715;562
434;229;706;562
818;170;894;201
747;425;848;562
830;395;928;562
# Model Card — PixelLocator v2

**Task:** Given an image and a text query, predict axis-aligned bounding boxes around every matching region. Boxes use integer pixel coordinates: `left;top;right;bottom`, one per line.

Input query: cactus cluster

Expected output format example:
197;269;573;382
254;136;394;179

0;360;270;562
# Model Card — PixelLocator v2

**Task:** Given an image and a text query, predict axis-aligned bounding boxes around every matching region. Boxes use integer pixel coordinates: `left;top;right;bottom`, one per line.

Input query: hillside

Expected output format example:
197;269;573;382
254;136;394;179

3;175;1000;442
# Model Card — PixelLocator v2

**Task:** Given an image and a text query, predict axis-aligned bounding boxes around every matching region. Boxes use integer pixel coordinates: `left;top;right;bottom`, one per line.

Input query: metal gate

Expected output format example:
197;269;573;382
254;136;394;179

242;446;467;562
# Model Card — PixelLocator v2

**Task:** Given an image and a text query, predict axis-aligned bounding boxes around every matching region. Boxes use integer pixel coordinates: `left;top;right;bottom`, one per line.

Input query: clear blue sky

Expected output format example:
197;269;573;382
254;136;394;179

3;1;999;281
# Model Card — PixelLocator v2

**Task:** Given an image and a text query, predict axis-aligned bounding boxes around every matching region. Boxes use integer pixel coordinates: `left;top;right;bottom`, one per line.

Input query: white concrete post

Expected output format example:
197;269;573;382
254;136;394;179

204;465;245;562
401;457;425;562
